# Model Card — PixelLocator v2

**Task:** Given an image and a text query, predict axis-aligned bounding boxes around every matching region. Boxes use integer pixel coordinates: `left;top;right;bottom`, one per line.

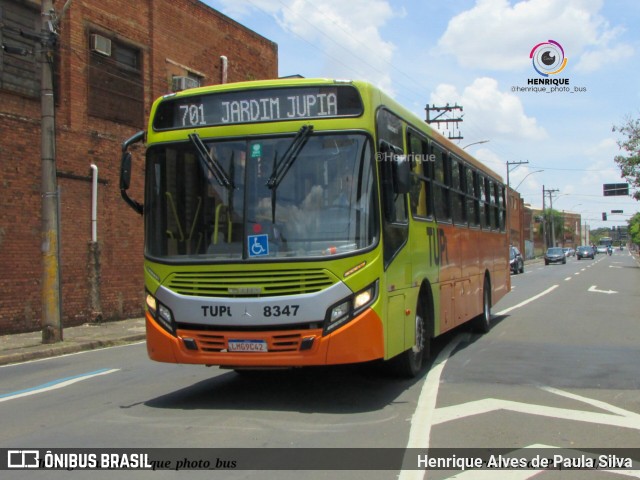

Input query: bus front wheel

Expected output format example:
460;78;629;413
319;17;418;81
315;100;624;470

389;303;429;378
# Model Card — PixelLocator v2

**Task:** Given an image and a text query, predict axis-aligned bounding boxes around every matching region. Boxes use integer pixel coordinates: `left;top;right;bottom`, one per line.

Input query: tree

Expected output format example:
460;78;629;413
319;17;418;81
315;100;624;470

537;209;564;247
629;212;640;247
612;116;640;200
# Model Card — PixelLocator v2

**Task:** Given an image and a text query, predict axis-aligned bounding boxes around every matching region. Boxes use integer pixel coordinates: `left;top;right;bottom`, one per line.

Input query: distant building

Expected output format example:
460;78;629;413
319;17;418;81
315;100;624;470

0;0;277;333
523;206;581;255
507;187;524;255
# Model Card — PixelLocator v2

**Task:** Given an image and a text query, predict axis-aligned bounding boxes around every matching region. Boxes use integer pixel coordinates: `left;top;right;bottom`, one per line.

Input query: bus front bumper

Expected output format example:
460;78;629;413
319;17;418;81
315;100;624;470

145;308;384;368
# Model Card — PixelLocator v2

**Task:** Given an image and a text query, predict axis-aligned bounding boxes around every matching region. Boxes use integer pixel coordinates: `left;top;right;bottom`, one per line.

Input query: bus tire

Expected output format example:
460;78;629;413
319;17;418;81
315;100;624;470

390;301;429;378
473;277;492;333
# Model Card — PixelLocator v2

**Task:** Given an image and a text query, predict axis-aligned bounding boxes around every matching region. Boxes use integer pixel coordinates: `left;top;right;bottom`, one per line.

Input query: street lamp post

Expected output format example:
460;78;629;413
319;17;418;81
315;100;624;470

461;140;489;149
514;169;543;190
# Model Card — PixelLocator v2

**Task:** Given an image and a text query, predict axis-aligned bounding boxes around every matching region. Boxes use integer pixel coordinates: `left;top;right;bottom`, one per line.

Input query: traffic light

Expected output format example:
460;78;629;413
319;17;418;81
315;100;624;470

602;212;607;221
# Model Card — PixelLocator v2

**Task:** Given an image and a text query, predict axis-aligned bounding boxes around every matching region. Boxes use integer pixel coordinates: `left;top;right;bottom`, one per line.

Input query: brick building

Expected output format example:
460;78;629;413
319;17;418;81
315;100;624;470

507;187;524;255
0;0;277;333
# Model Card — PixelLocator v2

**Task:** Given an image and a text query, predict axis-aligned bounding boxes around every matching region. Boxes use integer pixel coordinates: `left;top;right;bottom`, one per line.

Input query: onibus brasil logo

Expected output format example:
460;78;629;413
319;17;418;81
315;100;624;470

529;39;568;77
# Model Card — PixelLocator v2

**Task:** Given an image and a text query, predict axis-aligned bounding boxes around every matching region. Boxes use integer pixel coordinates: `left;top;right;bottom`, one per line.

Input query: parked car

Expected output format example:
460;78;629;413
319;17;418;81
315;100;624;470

510;246;524;274
544;247;566;265
576;245;594;260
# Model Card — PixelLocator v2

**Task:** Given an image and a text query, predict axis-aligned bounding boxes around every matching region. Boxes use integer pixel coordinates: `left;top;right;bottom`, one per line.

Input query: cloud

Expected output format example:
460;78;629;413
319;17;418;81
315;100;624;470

211;0;399;94
575;43;634;73
430;77;547;141
437;0;633;73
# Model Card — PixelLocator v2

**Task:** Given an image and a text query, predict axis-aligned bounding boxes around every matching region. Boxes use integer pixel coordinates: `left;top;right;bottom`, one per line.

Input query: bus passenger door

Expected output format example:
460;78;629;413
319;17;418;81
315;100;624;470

378;142;412;357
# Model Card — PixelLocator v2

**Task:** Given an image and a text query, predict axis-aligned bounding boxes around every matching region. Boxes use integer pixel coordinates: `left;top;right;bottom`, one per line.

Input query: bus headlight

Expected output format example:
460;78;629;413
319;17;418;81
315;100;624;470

324;281;378;334
146;291;175;335
330;300;350;323
353;288;373;311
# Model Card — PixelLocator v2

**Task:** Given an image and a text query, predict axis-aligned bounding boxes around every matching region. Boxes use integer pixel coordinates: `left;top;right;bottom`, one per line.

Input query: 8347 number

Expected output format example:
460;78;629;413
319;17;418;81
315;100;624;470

263;305;299;317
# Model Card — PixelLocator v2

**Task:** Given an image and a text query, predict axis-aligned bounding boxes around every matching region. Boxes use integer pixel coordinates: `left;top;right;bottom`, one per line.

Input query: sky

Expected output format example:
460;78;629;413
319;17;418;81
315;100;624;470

203;0;639;230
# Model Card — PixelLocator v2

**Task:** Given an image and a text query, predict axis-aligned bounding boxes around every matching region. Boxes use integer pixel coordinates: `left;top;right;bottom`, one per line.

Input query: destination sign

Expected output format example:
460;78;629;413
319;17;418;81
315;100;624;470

153;85;363;129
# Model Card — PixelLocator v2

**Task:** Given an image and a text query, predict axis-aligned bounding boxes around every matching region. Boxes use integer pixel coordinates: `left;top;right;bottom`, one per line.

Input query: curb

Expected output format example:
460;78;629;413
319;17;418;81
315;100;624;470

0;334;146;367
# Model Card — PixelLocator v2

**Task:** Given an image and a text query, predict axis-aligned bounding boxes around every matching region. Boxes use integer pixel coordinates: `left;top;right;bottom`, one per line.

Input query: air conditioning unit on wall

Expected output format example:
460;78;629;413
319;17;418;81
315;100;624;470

90;34;112;56
172;76;201;92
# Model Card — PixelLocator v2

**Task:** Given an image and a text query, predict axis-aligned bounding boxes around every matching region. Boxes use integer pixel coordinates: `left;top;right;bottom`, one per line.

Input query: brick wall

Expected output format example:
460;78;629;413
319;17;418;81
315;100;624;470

0;0;278;333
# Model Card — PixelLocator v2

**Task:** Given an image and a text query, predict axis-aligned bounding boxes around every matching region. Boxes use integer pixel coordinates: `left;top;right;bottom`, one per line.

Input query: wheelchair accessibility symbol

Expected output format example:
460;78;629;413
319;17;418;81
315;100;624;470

248;234;269;258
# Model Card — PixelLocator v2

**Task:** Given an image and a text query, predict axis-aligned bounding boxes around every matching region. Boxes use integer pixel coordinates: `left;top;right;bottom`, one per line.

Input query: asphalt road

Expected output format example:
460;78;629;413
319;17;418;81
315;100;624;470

1;250;639;479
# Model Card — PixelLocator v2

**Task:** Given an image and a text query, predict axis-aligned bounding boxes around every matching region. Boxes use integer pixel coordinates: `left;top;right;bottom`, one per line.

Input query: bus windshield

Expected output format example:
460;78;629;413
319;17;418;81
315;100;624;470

144;132;377;261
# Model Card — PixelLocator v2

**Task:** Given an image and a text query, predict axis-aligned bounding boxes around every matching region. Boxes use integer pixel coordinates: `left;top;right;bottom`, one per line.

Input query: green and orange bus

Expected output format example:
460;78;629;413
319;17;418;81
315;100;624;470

120;78;510;377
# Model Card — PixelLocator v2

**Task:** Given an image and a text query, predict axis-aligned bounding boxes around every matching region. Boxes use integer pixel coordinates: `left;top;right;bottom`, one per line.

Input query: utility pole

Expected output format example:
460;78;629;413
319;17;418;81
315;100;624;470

542;185;546;250
542;186;559;248
425;103;463;141
40;0;62;343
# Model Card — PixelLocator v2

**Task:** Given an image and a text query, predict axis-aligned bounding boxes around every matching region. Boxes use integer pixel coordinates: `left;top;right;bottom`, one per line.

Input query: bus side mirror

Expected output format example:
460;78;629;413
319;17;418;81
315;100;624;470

120;130;145;215
120;152;132;190
392;154;411;195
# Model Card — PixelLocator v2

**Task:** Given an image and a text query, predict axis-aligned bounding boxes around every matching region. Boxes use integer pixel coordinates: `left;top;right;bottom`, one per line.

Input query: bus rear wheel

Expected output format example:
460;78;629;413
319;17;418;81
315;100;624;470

472;278;492;333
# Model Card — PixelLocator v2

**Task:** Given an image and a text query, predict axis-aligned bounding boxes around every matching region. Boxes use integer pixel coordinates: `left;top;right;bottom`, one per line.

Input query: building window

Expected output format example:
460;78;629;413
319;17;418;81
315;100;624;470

87;31;143;127
0;1;40;97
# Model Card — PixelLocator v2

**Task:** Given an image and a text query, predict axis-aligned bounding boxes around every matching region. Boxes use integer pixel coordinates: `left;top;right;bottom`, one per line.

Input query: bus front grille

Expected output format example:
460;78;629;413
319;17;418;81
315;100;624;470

182;331;305;353
166;268;336;298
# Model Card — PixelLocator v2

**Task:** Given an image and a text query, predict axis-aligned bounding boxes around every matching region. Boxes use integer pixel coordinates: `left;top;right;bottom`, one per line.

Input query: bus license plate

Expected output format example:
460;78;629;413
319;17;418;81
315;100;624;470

228;340;268;352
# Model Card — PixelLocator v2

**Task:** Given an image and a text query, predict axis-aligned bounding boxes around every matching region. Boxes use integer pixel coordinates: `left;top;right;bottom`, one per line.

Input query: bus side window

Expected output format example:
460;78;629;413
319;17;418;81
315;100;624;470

498;184;506;231
467;168;479;227
482;177;492;229
489;180;499;229
407;131;432;219
379;142;407;223
451;157;466;225
433;146;450;222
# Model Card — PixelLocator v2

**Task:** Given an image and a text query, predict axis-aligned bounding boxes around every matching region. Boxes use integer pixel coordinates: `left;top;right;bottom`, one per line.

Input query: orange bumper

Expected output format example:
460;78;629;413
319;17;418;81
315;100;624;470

145;308;384;367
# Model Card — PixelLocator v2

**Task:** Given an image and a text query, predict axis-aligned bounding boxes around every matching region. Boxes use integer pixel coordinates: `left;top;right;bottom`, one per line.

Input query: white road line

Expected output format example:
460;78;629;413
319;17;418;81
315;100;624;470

0;342;144;368
496;285;559;316
0;368;119;403
431;395;640;430
399;333;468;480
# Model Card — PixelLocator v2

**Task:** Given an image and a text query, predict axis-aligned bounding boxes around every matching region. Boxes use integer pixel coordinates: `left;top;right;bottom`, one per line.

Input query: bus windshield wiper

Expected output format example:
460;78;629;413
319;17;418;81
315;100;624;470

266;124;313;190
188;133;233;189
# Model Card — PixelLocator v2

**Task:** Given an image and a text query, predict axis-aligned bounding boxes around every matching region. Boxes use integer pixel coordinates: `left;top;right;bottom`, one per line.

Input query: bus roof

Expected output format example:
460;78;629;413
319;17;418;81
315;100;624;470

152;77;504;183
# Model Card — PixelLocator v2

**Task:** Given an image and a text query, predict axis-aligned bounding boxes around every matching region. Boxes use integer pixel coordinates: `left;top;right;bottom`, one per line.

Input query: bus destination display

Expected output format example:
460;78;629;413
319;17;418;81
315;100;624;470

153;86;363;129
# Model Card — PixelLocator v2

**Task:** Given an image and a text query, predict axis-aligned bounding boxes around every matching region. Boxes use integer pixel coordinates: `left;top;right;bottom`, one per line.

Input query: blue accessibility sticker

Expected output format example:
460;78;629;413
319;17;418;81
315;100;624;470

247;234;269;257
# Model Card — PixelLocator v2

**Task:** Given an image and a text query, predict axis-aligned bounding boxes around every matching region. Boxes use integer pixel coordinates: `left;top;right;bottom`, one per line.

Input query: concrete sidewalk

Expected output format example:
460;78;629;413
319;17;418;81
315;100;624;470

0;317;146;366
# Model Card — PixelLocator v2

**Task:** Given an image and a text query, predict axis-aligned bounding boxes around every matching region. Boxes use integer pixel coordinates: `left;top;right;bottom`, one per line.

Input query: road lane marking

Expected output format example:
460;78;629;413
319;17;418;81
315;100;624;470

432;391;640;430
399;333;468;480
588;285;618;294
0;368;119;403
564;277;572;281
495;285;559;316
0;342;145;368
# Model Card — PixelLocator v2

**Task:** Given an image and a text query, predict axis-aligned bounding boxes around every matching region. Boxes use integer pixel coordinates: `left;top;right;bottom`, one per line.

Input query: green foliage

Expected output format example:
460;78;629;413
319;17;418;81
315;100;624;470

612;116;640;201
537;209;566;245
629;212;640;246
